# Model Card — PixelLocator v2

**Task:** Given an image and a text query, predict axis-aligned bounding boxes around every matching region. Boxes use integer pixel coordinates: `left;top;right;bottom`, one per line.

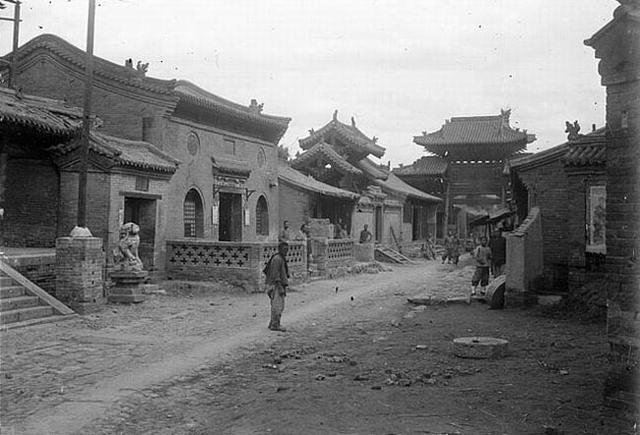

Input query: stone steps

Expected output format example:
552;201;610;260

0;295;40;311
0;285;26;299
0;269;75;329
0;306;54;324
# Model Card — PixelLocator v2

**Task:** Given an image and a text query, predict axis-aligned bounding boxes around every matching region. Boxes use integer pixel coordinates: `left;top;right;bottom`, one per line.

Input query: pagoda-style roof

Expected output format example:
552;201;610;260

291;142;363;176
414;110;535;160
3;34;290;143
0;86;83;137
299;111;385;159
355;157;388;180
393;156;448;177
278;162;359;200
48;131;180;173
374;172;441;203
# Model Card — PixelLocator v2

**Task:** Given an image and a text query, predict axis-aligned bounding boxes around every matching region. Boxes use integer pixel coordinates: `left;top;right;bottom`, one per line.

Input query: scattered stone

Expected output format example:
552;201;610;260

353;374;369;381
559;369;569;376
327;372;337;377
453;337;509;359
5;373;12;379
415;345;428;350
349;360;358;366
273;357;283;364
371;385;382;390
262;364;278;370
276;386;289;392
315;374;326;381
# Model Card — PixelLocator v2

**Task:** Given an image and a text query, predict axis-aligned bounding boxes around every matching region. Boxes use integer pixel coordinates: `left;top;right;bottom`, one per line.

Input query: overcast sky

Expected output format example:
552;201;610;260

1;0;614;165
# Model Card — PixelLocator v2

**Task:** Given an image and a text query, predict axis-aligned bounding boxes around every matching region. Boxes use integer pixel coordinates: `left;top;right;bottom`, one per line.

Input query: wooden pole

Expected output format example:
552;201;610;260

5;0;20;89
77;0;96;228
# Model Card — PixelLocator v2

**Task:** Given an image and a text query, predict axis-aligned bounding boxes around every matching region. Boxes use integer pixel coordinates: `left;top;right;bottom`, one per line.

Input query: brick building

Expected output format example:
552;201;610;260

585;0;640;420
397;110;535;238
507;127;606;293
289;111;441;247
3;34;290;273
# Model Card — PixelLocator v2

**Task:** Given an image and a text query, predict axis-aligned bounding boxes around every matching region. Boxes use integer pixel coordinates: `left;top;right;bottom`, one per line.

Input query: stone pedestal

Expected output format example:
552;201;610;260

354;243;374;262
55;236;105;314
109;270;148;303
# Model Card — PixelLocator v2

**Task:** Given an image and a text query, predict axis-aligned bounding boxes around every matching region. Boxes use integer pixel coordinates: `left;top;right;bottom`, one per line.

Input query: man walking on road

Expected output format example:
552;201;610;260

469;236;491;303
264;241;290;331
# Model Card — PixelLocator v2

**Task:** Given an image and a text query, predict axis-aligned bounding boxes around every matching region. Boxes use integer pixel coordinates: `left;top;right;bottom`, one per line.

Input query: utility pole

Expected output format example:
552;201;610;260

77;0;96;228
0;0;21;89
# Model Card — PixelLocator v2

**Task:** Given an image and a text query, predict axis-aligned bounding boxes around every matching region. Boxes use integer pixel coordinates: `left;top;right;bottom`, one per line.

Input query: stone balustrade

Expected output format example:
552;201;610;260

166;239;307;292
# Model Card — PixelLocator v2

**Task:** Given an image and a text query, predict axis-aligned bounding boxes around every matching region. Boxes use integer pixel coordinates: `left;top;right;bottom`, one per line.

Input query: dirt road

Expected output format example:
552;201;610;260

2;258;627;434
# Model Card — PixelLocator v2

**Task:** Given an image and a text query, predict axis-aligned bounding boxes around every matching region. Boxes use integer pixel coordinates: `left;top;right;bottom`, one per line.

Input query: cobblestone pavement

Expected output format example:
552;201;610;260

0;258;473;434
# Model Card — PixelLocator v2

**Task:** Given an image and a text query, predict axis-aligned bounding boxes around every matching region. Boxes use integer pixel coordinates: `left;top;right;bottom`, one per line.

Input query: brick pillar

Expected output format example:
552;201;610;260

55;236;105;314
586;2;640;424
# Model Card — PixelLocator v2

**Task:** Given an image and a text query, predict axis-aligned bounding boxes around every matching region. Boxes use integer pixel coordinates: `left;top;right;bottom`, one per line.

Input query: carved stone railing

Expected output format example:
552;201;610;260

327;239;355;268
166;239;307;292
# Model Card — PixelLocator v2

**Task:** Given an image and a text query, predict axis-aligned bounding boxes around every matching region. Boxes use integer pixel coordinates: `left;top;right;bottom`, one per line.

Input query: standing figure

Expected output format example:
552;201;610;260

359;224;373;244
264;242;290;331
469;236;492;303
279;220;291;242
489;228;506;277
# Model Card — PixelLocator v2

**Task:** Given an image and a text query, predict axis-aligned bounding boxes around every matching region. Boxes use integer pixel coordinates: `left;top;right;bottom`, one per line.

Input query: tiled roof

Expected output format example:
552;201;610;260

278;163;359;200
211;155;251;177
563;129;607;166
374;172;442;202
48;131;180;173
4;34;290;143
393;156;448;176
174;80;291;141
0;86;83;136
355;157;389;180
291;142;363;176
414;113;533;146
299;114;386;158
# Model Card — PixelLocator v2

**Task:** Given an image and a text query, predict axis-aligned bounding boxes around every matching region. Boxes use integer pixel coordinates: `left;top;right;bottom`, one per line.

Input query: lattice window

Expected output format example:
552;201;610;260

184;189;204;238
256;195;269;236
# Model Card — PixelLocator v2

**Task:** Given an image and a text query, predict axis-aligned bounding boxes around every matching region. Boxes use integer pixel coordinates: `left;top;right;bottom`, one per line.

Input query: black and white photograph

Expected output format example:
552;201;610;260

0;1;638;434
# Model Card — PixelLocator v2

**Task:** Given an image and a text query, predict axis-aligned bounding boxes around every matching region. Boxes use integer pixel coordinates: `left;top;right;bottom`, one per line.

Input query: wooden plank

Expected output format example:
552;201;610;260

0;260;74;316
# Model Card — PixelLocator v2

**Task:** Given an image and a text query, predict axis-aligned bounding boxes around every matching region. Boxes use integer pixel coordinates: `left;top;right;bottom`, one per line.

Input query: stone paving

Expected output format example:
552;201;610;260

0;258;474;432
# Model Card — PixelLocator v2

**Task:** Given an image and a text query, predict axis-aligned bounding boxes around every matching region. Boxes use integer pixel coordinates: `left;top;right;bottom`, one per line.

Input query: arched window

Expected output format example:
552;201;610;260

256;195;269;236
184;188;204;238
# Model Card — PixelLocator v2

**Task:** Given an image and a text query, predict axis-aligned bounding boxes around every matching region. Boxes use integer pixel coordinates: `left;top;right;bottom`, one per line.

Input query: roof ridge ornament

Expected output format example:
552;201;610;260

565;120;582;141
333;109;338;121
351;116;356;128
248;99;264;114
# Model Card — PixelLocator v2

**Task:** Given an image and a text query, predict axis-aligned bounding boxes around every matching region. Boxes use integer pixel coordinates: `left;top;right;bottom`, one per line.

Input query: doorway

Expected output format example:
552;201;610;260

124;197;157;269
219;192;242;241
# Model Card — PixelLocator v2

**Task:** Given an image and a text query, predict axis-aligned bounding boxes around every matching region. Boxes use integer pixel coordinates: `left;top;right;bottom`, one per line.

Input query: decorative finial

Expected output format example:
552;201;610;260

333;109;338;121
500;108;511;121
249;99;264;113
308;128;315;135
136;60;149;74
124;58;133;68
372;136;378;144
422;130;427;136
351;116;356;127
565;120;581;140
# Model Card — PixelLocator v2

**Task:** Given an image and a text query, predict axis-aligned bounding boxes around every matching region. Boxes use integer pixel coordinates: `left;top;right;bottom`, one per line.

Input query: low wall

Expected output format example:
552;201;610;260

505;207;543;306
166;239;307;292
1;253;56;296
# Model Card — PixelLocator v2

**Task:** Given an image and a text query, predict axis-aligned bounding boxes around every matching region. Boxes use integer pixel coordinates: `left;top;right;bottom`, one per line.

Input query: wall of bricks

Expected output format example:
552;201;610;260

515;158;569;291
278;181;316;235
565;169;607;301
58;171;111;241
16;59;168;141
3;158;59;247
2;254;57;296
55;236;105;314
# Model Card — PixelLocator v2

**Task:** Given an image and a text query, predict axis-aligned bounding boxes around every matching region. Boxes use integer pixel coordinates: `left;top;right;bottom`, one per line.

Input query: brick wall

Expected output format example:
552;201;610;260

566;169;607;300
16;59;168;141
278;181;316;235
516;158;569;291
3;254;57;296
3;158;59;247
58;171;111;241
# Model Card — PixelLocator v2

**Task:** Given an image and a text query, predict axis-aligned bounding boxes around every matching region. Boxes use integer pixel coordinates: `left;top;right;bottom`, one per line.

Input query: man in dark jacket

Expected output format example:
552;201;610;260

265;241;290;331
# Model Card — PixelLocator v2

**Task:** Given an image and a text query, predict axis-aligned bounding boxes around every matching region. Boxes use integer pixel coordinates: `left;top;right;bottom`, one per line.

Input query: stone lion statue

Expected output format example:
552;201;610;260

113;222;144;272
